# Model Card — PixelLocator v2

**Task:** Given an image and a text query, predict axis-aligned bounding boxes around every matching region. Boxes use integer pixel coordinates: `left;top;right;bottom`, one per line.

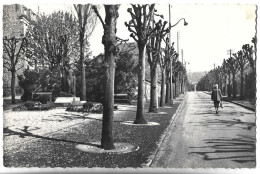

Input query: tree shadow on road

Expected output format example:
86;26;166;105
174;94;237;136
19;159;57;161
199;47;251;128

189;116;255;130
189;134;255;164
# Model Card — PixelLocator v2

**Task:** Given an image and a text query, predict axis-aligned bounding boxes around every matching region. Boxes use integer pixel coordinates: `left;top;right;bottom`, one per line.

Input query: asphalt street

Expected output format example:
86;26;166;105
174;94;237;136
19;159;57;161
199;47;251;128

152;91;256;168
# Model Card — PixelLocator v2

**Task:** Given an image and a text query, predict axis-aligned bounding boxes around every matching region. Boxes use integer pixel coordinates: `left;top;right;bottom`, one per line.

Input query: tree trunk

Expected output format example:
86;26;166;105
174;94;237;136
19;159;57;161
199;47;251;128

80;33;86;101
134;44;148;124
224;75;227;96
149;66;158;112
228;73;232;97
160;69;165;107
240;69;244;99
11;71;16;104
232;73;237;98
165;73;169;103
101;49;115;150
175;74;178;98
100;5;119;150
252;67;256;99
219;78;222;94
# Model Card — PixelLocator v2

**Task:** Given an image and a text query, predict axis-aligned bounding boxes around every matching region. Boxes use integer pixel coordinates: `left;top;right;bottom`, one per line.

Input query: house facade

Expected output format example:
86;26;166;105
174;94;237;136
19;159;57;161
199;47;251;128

3;4;37;96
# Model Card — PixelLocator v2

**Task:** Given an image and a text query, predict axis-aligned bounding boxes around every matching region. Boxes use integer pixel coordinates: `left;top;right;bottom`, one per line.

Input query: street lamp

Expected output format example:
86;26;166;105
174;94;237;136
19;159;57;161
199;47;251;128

168;5;188;104
170;18;188;28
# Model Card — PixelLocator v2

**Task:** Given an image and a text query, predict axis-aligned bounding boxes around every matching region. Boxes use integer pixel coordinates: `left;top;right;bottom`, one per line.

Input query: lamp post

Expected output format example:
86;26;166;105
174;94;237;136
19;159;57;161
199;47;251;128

168;5;173;104
168;5;188;104
181;49;184;94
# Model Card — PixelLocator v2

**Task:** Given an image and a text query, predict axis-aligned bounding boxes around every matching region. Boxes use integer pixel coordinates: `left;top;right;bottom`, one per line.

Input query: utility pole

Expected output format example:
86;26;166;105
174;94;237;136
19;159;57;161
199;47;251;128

169;4;174;104
181;49;184;93
227;49;233;58
177;32;180;61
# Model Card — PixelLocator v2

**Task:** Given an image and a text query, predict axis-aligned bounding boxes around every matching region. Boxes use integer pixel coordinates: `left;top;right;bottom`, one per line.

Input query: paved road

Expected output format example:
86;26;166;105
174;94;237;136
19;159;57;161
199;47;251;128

152;91;256;168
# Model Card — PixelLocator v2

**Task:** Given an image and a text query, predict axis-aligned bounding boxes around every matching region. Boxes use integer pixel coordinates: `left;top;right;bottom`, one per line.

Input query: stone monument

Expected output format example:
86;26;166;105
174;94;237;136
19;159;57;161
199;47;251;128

55;62;79;106
62;63;76;95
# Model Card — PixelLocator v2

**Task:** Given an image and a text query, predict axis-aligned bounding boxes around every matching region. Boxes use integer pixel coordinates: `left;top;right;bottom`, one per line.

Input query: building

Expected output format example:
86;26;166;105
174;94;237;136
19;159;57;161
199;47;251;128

3;4;37;97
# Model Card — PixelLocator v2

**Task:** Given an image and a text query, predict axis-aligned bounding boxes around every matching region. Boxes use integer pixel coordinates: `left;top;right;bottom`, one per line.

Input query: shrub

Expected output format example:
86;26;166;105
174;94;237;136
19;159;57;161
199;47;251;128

18;70;40;101
41;101;55;110
40;104;54;110
24;101;35;108
66;102;103;113
66;105;82;112
52;83;61;101
26;102;54;111
18;69;58;102
90;103;103;113
83;102;94;112
35;94;51;104
13;105;27;111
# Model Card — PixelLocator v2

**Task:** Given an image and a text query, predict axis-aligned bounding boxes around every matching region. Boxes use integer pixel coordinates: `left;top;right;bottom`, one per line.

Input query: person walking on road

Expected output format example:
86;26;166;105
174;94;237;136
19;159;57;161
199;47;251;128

211;84;222;114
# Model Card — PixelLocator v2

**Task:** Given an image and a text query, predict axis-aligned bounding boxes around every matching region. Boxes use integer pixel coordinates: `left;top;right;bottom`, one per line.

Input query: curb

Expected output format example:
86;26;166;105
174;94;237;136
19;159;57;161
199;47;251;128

143;93;187;167
203;91;255;112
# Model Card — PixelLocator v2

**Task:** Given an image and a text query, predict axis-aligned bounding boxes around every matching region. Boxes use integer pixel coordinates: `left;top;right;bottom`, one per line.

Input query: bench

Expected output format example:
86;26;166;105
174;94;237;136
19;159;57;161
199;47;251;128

33;92;52;99
114;94;131;104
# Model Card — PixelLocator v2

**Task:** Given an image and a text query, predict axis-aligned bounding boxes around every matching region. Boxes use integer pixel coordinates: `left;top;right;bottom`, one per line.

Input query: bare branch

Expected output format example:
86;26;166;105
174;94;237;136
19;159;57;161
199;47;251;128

16;65;25;71
130;33;138;42
92;5;105;29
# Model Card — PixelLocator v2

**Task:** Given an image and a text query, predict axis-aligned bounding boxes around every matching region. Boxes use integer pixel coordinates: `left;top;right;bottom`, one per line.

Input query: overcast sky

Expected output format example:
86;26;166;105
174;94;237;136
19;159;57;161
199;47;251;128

16;1;257;72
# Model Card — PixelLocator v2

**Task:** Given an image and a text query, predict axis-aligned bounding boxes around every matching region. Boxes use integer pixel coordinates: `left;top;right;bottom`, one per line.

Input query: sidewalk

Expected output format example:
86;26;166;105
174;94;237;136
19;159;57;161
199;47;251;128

3;94;186;168
222;96;256;111
203;91;255;111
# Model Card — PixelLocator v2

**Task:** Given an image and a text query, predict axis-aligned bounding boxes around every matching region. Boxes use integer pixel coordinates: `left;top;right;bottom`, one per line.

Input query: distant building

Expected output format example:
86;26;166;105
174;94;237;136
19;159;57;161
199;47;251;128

3;4;37;97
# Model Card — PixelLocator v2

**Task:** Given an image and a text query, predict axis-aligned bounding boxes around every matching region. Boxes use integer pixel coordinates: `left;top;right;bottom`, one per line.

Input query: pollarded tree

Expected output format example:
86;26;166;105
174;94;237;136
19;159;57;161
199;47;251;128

158;49;167;107
158;38;174;107
242;43;255;75
224;59;232;97
147;19;169;112
219;66;225;93
214;66;222;88
92;5;120;150
221;59;228;96
226;57;239;98
125;4;157;124
250;37;257;75
242;43;256;98
74;4;98;101
233;50;248;99
173;60;182;97
3;37;27;104
164;40;178;103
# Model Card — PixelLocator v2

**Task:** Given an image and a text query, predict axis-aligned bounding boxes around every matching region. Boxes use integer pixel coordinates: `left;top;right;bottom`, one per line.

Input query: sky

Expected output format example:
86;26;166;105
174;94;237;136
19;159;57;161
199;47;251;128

6;0;257;73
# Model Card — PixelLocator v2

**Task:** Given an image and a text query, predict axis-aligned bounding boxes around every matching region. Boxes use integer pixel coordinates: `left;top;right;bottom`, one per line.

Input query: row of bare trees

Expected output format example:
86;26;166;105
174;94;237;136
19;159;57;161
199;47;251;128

197;36;256;100
92;4;187;149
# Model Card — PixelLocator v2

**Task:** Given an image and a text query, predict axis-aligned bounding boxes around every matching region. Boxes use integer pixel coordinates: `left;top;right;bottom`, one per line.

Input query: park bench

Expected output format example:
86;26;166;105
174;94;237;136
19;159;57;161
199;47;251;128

32;91;52;100
114;94;131;104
